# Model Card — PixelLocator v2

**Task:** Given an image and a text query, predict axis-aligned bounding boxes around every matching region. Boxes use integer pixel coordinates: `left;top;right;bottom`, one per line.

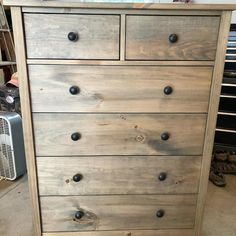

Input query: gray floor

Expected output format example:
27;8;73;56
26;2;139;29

0;175;236;236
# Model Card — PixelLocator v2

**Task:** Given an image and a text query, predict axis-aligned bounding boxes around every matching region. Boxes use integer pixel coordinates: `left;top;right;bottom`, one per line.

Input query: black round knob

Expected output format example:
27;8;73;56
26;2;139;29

161;132;170;141
69;86;80;95
164;86;173;95
75;211;84;220
73;173;83;182
71;132;81;141
68;32;79;42
156;209;165;218
169;34;178;43
158;172;167;181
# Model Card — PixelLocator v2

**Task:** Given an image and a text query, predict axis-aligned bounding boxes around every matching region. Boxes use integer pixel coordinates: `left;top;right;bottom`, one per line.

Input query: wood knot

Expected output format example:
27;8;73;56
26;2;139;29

136;135;145;142
175;179;183;185
73;208;98;227
120;115;127;120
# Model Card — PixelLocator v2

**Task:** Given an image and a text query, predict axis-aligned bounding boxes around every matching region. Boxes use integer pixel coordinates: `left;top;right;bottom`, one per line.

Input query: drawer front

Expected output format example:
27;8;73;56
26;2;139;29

37;156;201;196
40;195;196;231
126;15;220;60
29;65;212;113
33;114;206;156
24;14;120;59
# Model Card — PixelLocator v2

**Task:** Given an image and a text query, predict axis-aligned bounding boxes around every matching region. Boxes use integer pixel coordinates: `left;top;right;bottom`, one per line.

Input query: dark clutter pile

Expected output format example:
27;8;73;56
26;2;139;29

0;72;20;114
210;150;236;187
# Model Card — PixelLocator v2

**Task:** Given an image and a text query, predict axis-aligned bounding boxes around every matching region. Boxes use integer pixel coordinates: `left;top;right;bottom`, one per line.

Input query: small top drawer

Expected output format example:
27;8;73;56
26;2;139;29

24;14;120;59
126;15;220;61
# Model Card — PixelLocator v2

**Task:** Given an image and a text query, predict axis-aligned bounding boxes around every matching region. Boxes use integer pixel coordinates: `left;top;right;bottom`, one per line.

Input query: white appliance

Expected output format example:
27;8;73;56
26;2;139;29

0;112;26;180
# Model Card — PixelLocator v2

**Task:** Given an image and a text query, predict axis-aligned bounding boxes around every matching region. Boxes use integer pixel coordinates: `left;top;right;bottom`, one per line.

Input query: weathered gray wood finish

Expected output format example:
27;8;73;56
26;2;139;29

24;14;120;59
29;65;213;113
37;155;201;195
33;114;206;156
126;15;220;60
40;195;197;232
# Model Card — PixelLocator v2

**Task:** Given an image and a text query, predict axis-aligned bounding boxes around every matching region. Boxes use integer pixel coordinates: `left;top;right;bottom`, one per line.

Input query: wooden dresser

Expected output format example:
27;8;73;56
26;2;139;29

4;1;236;235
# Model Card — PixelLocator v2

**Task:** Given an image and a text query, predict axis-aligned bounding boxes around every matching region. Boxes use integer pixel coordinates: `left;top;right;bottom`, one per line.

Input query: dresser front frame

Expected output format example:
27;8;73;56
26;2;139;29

10;6;232;236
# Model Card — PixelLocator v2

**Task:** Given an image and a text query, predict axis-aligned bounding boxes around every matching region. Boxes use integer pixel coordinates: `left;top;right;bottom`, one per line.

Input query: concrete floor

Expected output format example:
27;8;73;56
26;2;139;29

0;175;236;236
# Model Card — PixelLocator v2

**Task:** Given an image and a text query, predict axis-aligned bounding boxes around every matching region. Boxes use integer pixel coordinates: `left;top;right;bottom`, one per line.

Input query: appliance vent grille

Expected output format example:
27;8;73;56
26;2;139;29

0;118;9;135
0;118;14;179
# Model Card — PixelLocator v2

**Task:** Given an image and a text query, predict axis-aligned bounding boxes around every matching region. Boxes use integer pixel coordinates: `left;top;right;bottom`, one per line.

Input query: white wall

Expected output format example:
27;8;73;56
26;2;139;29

192;0;236;22
159;0;236;23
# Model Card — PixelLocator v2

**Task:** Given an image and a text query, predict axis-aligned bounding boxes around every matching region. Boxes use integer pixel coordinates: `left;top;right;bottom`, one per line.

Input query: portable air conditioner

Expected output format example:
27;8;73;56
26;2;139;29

0;112;26;180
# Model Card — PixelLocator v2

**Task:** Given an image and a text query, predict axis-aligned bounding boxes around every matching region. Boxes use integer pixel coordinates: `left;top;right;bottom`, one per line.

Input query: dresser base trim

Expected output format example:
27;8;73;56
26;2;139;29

194;10;232;236
43;229;194;236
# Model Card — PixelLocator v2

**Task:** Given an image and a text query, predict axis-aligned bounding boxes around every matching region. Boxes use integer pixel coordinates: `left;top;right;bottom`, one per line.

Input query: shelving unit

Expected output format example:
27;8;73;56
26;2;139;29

0;2;16;78
214;24;236;151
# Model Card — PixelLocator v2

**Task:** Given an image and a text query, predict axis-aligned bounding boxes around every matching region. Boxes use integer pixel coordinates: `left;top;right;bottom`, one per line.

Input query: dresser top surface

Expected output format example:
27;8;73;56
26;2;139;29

3;0;236;10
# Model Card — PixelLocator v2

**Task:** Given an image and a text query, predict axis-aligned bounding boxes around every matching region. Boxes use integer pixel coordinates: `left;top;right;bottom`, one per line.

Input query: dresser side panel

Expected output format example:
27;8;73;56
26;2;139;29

194;10;232;236
11;6;41;236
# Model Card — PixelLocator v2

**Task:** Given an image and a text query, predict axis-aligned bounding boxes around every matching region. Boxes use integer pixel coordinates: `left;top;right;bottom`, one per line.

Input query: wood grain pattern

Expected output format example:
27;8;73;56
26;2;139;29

28;65;213;113
40;195;197;231
4;1;236;10
11;7;41;236
42;229;194;236
194;11;232;236
126;15;220;61
120;14;126;61
33;114;206;156
24;14;120;59
37;155;201;196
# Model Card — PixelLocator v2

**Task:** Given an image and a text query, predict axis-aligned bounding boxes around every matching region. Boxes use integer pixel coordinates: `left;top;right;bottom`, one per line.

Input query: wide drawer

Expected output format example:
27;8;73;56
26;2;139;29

24;14;120;59
126;15;220;60
40;195;196;231
29;65;212;113
37;156;201;196
42;229;194;236
33;114;206;156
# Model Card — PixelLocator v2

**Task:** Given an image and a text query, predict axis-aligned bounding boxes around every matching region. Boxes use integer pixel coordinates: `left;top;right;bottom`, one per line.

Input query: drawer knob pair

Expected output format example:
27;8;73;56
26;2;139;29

75;210;84;220
68;32;79;42
156;209;165;218
70;86;173;96
75;210;164;220
169;34;178;43
69;86;80;95
72;132;168;142
76;210;164;220
71;132;81;141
